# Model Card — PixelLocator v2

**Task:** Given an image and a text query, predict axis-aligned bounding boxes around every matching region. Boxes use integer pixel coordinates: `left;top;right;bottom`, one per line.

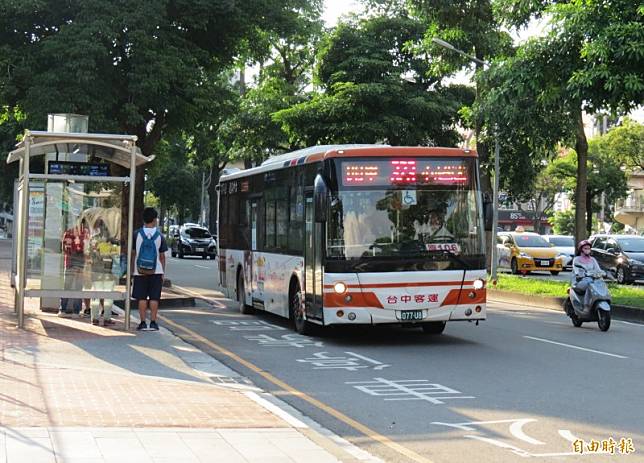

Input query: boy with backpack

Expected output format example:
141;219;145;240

132;207;168;331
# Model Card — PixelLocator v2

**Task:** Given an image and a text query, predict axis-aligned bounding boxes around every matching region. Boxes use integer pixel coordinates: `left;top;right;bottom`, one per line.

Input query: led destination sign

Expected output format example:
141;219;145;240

342;159;469;186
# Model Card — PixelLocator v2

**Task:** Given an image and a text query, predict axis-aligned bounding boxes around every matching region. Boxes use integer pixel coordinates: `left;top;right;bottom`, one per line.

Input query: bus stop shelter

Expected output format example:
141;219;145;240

6;131;152;329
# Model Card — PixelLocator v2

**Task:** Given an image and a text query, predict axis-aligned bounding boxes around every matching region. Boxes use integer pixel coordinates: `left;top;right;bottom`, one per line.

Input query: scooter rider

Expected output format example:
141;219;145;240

572;240;604;305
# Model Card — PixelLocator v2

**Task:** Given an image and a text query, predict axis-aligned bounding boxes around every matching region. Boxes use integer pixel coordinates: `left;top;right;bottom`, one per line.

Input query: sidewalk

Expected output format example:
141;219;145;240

0;239;360;463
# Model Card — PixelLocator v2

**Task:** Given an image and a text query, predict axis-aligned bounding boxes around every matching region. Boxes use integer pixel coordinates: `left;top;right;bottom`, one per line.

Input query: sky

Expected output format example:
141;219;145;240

323;0;362;27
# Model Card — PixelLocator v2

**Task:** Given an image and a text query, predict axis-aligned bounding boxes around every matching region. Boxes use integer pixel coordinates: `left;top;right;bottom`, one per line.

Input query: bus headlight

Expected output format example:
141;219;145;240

333;282;347;294
473;279;484;290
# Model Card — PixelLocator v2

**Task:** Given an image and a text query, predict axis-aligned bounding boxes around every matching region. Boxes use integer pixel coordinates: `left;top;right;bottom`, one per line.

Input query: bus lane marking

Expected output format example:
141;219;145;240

558;430;579;443
347;378;475;404
297;352;390;371
210;319;287;331
523;336;628;359
433;420;609;458
245;333;324;348
159;314;436;463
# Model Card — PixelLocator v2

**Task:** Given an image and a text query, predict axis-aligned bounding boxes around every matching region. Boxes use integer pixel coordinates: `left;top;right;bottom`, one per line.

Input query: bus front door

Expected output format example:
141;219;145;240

304;195;323;321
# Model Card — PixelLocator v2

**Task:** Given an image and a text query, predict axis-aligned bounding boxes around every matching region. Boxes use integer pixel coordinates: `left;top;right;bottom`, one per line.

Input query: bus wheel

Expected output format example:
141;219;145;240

290;282;312;335
237;271;253;314
421;321;446;335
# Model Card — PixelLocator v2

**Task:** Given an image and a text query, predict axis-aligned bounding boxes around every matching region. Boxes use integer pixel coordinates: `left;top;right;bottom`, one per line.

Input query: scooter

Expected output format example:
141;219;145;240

564;265;612;331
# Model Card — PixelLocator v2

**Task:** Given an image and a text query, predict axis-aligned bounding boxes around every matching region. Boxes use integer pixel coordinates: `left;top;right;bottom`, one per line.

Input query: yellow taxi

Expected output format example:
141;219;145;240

497;229;563;275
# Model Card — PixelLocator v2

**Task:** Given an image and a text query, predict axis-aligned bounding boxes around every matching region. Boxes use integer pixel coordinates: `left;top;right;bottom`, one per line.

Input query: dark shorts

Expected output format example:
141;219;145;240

132;274;163;301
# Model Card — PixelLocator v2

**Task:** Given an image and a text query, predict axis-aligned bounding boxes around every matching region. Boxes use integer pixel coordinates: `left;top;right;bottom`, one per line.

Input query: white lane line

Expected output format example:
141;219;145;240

464;435;531;458
509;419;544;445
523;336;628;359
244;391;308;428
617;320;644;327
558;430;579;443
194;265;209;269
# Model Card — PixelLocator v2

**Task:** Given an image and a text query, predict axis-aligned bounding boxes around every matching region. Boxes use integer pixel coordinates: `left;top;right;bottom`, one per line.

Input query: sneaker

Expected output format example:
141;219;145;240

91;319;100;326
57;311;71;318
136;321;147;331
149;320;159;331
103;319;116;326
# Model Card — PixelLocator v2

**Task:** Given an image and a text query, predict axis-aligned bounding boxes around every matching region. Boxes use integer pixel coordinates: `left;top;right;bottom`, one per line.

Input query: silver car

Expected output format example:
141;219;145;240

542;235;575;270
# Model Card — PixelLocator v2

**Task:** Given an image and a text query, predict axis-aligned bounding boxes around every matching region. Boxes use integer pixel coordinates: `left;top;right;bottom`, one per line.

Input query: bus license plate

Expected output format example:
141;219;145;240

400;310;423;321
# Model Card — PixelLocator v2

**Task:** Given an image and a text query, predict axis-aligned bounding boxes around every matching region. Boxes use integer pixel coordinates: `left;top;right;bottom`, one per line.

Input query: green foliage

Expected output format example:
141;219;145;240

479;0;643;240
494;274;644;308
146;137;200;222
0;107;25;205
275;15;474;146
406;0;514;77
598;119;644;171
550;209;576;235
220;2;323;166
0;0;314;155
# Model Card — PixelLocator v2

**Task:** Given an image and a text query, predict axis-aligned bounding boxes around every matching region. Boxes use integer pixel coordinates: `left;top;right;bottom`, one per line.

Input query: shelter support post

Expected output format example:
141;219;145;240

16;136;31;328
124;142;136;331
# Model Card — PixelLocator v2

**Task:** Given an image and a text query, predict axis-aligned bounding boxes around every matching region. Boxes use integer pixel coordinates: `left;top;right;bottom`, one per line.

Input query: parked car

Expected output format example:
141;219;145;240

497;231;564;275
542;235;575;270
171;225;217;259
589;234;644;284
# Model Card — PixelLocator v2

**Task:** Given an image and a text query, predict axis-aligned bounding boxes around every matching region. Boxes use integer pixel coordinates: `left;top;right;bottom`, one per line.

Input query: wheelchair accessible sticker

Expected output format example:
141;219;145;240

403;190;417;206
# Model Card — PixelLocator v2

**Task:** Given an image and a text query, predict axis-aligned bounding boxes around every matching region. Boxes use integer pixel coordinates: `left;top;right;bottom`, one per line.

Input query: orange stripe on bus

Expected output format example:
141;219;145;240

323;292;384;309
305;153;325;163
440;288;486;307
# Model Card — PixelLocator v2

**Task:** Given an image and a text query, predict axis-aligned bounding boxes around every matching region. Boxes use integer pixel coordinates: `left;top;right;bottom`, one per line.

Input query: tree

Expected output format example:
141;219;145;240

146;137;201;225
550;210;576;235
0;0;313;225
598;119;644;171
0;107;25;207
547;149;628;236
221;1;324;167
486;0;644;244
275;15;474;147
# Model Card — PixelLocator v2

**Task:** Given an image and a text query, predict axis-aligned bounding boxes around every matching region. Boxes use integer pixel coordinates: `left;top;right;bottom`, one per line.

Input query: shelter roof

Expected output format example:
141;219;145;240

6;131;152;168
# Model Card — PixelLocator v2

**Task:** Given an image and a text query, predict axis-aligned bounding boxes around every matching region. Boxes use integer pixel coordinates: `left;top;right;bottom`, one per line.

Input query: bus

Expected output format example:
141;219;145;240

217;145;486;335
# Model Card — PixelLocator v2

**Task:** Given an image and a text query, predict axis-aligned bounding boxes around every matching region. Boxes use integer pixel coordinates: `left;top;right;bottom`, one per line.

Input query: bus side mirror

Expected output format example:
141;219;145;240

483;200;493;231
314;174;329;223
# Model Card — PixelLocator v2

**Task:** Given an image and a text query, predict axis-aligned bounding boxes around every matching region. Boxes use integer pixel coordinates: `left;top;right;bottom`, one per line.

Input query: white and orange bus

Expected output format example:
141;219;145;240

217;145;486;334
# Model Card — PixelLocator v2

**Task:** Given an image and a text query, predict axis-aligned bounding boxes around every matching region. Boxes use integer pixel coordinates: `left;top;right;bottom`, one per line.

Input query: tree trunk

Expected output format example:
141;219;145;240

574;109;589;245
159;203;166;232
586;190;593;237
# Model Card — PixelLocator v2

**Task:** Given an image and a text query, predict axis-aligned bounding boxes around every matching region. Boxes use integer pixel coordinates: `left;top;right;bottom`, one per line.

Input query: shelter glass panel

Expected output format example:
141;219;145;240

25;180;125;295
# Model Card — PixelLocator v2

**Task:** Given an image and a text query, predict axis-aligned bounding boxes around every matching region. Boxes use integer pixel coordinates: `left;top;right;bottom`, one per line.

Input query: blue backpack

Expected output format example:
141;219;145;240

136;229;160;275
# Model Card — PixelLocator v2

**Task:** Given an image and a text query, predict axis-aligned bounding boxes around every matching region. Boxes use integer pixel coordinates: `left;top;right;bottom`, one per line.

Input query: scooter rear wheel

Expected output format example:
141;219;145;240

597;308;611;332
564;298;583;327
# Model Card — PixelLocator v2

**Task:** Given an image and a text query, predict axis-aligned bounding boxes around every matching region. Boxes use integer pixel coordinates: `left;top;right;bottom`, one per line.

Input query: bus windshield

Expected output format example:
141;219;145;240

327;188;483;261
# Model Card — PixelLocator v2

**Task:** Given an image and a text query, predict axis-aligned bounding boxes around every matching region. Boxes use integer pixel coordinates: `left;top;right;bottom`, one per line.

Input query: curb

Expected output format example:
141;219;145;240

488;289;644;324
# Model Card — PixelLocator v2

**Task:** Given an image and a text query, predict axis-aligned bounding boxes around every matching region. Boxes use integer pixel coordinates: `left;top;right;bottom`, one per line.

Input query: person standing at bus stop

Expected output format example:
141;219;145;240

131;207;167;331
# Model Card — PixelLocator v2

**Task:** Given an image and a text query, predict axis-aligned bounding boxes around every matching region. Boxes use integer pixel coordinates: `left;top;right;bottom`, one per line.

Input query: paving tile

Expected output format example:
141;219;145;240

0;430;6;463
95;437;148;459
57;459;105;463
5;436;55;463
2;428;50;439
151;459;200;463
290;450;342;463
270;436;325;453
136;432;196;459
50;431;102;459
179;435;247;463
